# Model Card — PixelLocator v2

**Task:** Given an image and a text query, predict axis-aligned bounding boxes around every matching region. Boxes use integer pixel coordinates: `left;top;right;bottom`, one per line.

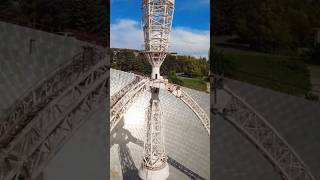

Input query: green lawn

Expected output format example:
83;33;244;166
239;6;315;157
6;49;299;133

177;76;208;92
223;53;311;96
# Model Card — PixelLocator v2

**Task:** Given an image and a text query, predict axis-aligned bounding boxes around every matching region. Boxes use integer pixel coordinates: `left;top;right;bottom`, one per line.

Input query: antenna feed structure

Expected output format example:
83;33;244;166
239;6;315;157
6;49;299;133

139;0;175;180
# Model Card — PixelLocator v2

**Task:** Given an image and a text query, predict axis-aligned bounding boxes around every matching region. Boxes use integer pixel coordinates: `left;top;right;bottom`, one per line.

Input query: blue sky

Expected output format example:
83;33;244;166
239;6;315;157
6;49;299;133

110;0;210;58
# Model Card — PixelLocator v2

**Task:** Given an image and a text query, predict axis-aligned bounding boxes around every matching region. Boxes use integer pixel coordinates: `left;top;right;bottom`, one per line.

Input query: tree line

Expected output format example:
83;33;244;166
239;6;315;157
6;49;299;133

111;50;209;78
213;0;320;53
0;0;107;38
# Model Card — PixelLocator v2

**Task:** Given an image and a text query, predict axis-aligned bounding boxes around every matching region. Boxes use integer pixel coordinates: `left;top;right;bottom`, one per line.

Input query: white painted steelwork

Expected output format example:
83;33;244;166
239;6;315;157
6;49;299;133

110;78;149;131
142;87;167;168
142;0;174;79
140;0;174;178
109;70;210;179
110;80;210;137
213;83;316;180
0;47;109;180
110;77;142;108
166;84;210;135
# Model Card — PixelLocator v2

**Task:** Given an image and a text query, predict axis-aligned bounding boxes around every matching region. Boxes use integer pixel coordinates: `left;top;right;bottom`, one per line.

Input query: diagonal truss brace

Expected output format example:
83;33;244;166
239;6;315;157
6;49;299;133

111;76;142;108
0;46;104;148
0;48;109;180
142;0;175;53
110;78;149;132
142;86;167;170
215;86;315;180
166;83;210;135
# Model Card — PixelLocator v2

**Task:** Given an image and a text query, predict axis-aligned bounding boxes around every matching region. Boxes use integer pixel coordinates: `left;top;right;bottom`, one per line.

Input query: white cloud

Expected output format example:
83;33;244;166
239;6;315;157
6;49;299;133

110;19;144;50
170;28;210;58
110;19;210;58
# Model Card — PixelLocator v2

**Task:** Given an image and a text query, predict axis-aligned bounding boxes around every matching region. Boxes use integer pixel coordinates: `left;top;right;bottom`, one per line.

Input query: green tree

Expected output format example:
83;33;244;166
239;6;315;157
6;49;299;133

305;44;320;64
167;70;184;86
213;0;238;35
71;0;104;33
214;0;320;53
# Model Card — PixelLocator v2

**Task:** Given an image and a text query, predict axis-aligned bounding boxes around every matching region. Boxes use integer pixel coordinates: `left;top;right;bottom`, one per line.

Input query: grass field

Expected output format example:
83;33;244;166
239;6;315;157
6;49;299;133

177;76;208;92
223;52;311;96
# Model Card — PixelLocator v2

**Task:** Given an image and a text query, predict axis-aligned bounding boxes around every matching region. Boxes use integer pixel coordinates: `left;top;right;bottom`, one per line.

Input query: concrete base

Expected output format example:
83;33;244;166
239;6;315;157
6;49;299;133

138;163;169;180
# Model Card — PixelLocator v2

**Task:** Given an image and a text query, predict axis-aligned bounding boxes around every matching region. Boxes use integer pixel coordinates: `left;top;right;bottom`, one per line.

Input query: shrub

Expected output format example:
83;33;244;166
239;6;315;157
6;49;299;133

168;71;184;86
305;92;319;101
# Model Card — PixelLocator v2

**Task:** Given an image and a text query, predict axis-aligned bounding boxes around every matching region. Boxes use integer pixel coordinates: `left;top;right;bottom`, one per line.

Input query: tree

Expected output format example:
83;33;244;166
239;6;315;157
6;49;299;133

214;0;320;53
111;50;209;78
305;44;320;64
213;0;238;35
16;0;38;26
71;0;104;33
167;70;184;86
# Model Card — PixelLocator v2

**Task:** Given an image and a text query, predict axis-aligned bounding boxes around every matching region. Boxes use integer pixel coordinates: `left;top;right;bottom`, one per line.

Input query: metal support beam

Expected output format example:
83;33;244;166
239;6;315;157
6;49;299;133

215;86;315;180
0;47;109;180
0;47;104;147
167;83;210;135
139;1;174;179
110;78;149;132
141;86;167;170
139;83;169;180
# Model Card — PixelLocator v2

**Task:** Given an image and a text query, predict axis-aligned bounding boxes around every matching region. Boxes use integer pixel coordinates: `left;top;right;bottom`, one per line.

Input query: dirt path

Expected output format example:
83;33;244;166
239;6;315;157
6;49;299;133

309;65;320;97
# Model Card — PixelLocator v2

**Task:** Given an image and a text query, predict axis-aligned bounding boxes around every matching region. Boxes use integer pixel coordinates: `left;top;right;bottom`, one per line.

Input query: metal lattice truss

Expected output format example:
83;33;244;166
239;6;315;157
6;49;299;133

142;0;175;69
144;51;168;69
142;0;174;53
110;81;210;136
142;87;167;170
167;84;210;135
111;77;143;108
0;47;100;146
216;86;315;180
140;1;174;172
0;47;109;180
110;78;149;131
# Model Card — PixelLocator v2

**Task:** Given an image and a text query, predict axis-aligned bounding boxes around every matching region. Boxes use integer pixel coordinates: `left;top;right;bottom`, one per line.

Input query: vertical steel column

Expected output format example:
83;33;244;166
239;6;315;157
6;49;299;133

140;0;174;179
143;87;167;169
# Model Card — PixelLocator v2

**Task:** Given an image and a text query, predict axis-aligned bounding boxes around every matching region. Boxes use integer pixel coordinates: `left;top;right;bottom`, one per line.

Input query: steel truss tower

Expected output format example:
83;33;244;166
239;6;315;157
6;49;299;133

141;0;174;80
139;0;174;180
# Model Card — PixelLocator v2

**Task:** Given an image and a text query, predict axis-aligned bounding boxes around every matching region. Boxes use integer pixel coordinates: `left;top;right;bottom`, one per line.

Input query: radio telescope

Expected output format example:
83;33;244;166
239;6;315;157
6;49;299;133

110;0;210;179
